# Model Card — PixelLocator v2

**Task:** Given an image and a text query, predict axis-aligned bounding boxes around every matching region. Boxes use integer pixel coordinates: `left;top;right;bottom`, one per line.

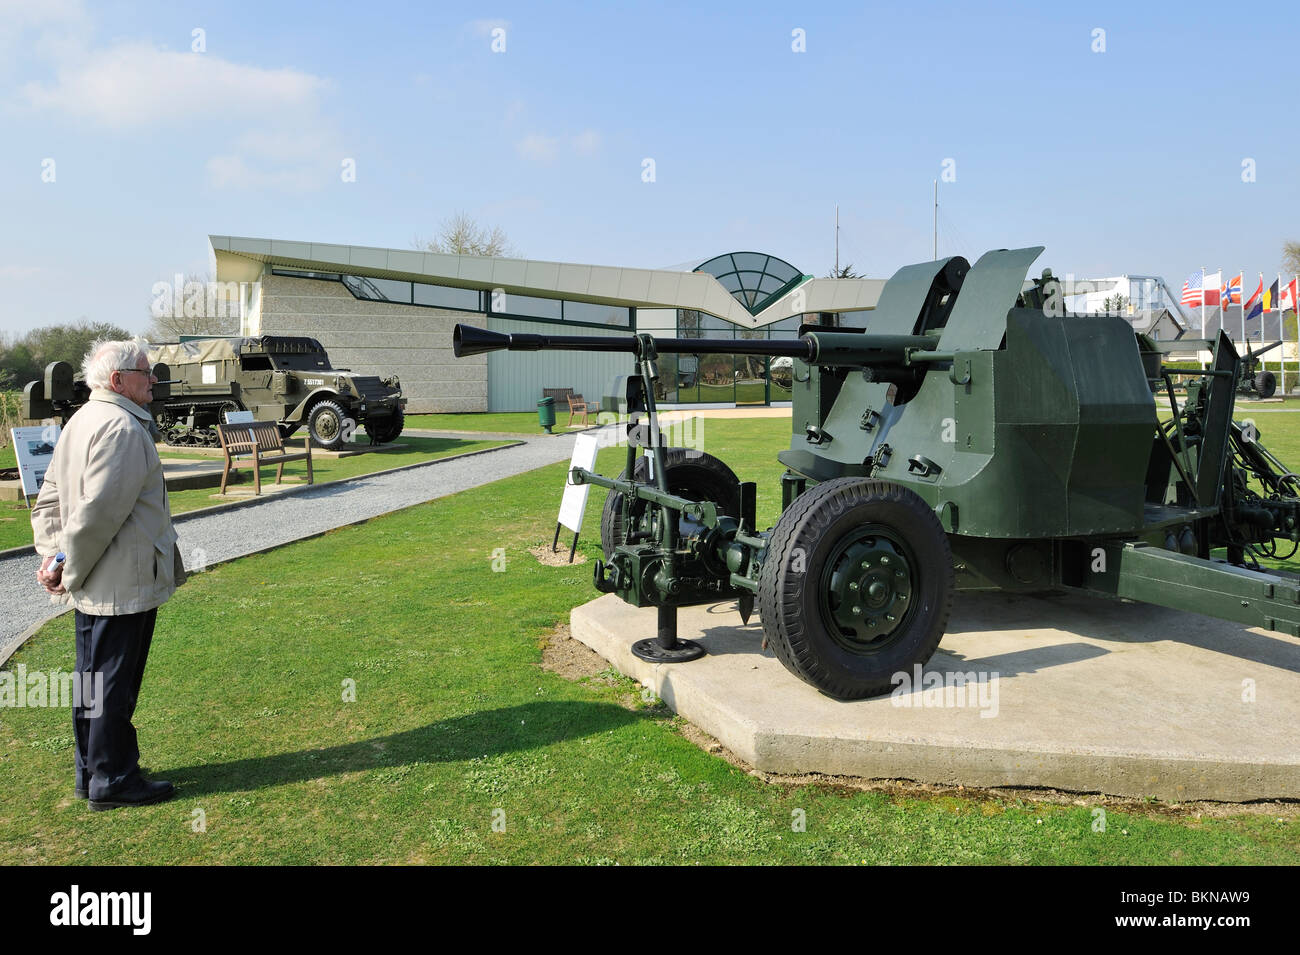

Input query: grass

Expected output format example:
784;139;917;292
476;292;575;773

0;434;511;553
1;417;1297;864
404;412;551;433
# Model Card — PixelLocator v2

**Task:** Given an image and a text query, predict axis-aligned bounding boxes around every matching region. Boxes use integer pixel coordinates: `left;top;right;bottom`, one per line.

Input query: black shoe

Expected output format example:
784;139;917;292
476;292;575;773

89;779;175;811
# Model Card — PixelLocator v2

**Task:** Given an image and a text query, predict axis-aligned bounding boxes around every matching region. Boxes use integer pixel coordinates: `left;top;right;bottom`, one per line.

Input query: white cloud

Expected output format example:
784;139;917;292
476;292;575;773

572;129;601;155
10;20;345;192
0;264;45;279
0;0;93;64
516;134;560;162
468;18;510;37
20;43;328;127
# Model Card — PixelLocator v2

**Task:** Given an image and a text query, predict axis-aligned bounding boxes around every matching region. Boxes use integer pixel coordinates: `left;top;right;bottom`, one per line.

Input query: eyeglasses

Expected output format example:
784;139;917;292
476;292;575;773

116;368;154;377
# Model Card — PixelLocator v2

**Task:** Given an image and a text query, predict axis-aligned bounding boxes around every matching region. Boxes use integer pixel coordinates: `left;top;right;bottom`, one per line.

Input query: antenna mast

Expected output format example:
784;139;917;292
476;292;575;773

933;180;938;260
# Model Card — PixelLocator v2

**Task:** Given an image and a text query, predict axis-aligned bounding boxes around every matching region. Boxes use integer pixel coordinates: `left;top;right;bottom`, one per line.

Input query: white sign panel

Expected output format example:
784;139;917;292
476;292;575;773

558;433;601;533
224;410;255;424
11;425;60;497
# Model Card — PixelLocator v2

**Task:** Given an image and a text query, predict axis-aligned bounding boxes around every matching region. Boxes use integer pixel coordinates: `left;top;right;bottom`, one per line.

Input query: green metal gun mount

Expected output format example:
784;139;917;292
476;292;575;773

453;247;1300;699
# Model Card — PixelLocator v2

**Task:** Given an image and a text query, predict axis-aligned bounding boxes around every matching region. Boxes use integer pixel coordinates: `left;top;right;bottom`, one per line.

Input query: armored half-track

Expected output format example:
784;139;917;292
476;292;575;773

23;336;406;451
455;246;1300;700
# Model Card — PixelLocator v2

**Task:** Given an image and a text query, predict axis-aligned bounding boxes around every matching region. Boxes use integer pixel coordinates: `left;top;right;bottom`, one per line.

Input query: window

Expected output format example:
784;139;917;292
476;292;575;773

414;283;481;311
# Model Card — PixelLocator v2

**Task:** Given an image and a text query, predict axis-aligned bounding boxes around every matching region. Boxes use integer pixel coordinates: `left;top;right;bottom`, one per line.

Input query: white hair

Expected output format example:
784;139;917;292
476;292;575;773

83;338;151;391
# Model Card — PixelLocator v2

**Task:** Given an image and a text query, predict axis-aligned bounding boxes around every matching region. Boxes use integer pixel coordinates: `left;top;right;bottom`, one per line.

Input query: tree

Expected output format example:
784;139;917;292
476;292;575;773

145;271;239;341
0;320;133;390
414;212;516;257
1284;241;1300;276
827;264;862;278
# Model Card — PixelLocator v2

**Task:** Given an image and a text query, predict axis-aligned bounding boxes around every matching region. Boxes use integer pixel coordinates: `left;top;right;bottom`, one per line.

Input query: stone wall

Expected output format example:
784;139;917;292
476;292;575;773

258;274;486;413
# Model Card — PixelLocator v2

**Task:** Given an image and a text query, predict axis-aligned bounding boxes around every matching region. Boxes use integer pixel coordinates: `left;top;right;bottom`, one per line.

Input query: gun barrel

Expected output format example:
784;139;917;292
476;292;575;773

454;324;938;368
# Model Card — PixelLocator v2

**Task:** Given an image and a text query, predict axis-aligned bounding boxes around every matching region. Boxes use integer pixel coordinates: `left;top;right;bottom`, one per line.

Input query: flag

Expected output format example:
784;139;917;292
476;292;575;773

1181;269;1205;307
1245;276;1264;320
1203;271;1221;306
1281;277;1298;312
1263;278;1280;311
1222;273;1242;306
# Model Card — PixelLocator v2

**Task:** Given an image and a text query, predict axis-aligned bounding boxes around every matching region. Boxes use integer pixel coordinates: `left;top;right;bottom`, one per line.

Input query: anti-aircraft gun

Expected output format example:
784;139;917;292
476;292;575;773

1237;339;1283;399
455;247;1300;699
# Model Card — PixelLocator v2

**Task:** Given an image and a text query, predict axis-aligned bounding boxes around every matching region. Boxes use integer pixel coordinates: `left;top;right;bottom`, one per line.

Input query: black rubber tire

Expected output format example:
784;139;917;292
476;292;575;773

366;408;405;444
1255;371;1277;399
307;399;351;451
599;448;741;560
757;478;953;700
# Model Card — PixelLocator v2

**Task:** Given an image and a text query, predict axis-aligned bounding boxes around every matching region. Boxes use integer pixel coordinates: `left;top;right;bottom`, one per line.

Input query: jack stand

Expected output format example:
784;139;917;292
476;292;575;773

631;605;706;662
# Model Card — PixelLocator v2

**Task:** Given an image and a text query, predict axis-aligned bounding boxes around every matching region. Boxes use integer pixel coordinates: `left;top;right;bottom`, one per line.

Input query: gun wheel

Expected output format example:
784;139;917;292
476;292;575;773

600;448;741;560
758;478;953;699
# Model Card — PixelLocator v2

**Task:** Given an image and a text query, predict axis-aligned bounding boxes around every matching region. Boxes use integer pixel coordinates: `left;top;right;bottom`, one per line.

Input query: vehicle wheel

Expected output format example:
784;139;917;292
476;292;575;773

366;408;405;444
600;448;741;560
757;478;953;700
1255;371;1277;399
307;399;351;450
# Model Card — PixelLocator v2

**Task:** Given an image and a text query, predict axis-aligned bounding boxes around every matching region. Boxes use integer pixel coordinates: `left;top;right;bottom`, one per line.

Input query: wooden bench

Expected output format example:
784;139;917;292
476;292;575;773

543;387;599;427
217;421;313;496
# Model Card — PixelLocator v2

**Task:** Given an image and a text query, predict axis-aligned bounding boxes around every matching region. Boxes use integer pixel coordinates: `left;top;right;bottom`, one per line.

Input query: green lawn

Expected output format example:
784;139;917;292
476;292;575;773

0;435;510;553
2;417;1296;864
405;412;549;433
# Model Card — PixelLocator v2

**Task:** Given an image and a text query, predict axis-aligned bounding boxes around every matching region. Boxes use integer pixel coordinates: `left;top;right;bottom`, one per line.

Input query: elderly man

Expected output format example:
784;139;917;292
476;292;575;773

32;339;185;810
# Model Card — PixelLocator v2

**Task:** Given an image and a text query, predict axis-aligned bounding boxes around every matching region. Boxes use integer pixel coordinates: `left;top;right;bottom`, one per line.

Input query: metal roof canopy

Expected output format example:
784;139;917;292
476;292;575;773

210;235;885;329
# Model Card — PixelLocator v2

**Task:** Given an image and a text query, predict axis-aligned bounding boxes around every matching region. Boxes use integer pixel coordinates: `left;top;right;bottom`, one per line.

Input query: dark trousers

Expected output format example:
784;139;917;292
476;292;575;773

73;608;157;800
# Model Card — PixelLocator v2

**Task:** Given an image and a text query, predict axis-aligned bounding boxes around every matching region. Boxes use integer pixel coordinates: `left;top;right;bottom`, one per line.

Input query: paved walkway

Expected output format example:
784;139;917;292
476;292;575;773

0;429;595;661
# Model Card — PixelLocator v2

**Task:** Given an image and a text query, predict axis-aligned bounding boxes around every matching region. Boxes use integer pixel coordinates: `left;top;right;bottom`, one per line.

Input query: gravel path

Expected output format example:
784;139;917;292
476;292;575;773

0;429;596;661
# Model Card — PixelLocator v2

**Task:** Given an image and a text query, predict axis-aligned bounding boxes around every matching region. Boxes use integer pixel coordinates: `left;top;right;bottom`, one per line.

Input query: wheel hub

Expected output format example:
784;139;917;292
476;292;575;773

823;531;914;650
316;415;339;439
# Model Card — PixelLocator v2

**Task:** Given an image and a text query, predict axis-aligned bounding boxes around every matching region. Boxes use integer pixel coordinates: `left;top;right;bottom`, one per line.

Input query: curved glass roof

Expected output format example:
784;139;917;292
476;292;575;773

695;252;805;316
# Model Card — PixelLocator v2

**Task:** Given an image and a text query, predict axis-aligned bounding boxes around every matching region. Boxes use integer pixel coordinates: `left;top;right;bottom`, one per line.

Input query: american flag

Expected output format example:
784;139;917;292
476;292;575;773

1181;269;1205;307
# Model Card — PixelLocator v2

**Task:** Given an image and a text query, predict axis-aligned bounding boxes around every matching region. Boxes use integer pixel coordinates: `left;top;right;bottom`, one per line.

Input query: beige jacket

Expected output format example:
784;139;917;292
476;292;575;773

31;390;186;615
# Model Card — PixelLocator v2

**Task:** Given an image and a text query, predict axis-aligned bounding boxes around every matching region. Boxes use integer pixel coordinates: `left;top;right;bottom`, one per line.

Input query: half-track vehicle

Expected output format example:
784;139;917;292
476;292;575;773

23;336;406;451
454;246;1300;699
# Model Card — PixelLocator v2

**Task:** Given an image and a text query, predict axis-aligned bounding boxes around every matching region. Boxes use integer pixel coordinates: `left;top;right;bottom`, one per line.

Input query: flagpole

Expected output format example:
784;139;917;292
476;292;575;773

1201;265;1206;336
1277;272;1283;386
1241;268;1247;347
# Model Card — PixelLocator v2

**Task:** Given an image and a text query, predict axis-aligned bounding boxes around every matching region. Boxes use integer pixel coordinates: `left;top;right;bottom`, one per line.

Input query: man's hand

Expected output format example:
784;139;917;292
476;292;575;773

36;555;66;595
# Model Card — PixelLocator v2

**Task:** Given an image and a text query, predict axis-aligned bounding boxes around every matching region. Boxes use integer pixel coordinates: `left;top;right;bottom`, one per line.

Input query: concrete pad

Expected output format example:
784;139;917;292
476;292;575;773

160;442;407;460
571;591;1300;801
207;480;304;501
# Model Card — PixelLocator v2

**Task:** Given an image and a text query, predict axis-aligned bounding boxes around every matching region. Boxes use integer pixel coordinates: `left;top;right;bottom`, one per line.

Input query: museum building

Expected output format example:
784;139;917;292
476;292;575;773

210;235;885;413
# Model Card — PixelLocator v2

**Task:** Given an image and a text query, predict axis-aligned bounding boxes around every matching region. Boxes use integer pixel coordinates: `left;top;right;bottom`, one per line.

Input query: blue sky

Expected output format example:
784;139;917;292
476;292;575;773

1;0;1296;335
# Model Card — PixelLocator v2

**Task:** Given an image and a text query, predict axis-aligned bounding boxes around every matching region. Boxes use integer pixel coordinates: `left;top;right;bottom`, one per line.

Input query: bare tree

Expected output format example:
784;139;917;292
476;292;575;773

413;212;516;257
1284;241;1300;276
146;272;239;341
